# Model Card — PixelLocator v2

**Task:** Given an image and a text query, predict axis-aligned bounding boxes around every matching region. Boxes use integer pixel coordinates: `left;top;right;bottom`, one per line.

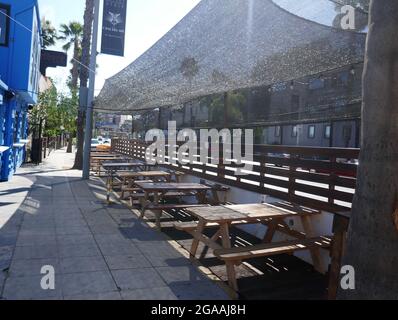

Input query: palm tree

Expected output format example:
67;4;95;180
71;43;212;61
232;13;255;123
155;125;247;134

73;0;95;169
58;22;83;89
41;18;57;49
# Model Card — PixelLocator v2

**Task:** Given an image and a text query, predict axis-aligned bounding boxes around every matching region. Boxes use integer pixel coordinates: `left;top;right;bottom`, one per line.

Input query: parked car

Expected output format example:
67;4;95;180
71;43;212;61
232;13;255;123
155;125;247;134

267;152;290;167
91;139;100;149
306;157;358;177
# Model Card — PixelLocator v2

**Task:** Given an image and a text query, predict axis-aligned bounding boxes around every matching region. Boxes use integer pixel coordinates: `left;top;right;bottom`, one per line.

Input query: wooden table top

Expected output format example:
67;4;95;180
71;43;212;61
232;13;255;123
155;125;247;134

187;202;320;223
118;171;170;178
91;153;116;156
91;156;122;161
102;162;148;168
135;182;211;192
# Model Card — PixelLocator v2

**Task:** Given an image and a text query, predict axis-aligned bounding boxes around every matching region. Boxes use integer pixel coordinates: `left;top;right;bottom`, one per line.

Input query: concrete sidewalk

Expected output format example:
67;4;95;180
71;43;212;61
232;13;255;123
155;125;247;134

0;149;229;300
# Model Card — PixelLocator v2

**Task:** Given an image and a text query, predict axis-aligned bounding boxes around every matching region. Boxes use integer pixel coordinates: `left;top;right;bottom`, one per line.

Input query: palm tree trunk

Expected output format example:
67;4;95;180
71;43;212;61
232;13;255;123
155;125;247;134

71;38;80;88
339;0;398;299
73;0;94;170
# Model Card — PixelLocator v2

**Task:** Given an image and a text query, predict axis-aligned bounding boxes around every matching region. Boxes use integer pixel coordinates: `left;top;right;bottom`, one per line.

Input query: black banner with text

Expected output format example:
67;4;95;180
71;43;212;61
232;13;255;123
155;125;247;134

101;0;127;57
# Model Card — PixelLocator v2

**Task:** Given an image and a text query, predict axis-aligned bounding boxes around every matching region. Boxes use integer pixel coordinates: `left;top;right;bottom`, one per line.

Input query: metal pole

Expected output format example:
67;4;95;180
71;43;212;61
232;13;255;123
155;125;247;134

83;0;100;180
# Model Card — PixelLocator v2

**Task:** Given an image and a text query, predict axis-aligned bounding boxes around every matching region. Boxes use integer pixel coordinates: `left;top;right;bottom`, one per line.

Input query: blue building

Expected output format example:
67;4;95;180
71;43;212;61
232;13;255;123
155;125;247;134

0;0;41;181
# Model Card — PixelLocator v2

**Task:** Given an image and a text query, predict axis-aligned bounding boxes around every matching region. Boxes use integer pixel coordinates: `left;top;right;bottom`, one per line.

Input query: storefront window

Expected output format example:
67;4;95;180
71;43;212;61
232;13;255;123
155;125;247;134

13;111;19;143
0;4;10;47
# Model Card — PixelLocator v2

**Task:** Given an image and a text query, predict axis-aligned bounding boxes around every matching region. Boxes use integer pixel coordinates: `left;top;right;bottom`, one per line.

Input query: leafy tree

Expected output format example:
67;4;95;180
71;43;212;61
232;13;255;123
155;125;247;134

208;92;245;126
31;80;77;154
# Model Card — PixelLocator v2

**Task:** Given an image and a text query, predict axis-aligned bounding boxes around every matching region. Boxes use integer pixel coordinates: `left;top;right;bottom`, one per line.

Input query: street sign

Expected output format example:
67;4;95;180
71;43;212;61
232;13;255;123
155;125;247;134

101;0;127;57
0;4;10;46
40;50;67;76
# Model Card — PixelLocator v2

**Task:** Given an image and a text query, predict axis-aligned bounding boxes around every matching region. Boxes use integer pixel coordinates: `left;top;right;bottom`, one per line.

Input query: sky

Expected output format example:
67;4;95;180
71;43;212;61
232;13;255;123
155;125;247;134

38;0;201;96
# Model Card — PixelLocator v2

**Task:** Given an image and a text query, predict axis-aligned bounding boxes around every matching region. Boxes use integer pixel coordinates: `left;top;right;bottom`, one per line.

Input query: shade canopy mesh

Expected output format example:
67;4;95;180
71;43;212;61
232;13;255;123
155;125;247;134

95;0;366;114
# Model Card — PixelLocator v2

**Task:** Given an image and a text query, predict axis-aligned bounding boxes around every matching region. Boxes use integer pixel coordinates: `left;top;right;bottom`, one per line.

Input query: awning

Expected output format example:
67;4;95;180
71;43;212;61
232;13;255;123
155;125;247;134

95;0;367;114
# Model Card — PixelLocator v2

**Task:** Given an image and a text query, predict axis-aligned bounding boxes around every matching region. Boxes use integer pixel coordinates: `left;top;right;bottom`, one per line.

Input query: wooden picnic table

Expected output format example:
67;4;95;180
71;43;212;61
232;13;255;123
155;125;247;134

181;202;326;296
135;182;212;230
118;171;172;200
103;162;157;203
91;156;125;176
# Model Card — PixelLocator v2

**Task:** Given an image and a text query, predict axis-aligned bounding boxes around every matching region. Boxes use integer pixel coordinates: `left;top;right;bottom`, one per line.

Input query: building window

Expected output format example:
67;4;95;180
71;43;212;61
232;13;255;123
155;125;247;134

343;125;352;139
0;4;10;47
291;95;300;111
332;71;349;88
291;125;298;138
308;125;316;139
309;78;325;90
324;125;331;139
13;112;19;143
275;126;281;137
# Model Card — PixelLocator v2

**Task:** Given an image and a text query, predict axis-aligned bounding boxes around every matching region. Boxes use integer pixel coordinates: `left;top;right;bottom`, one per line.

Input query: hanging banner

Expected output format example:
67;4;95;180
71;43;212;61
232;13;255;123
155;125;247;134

101;0;127;57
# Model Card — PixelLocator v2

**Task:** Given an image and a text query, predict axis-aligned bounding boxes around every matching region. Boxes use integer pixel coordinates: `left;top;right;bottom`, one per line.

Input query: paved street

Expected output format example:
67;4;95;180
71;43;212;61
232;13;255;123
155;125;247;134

0;149;229;300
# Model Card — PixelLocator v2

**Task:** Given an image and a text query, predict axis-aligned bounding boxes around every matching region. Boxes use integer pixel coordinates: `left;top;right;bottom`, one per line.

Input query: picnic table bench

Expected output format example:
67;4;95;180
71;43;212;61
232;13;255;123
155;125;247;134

90;155;125;175
176;202;330;297
117;171;172;200
135;182;212;230
102;162;156;203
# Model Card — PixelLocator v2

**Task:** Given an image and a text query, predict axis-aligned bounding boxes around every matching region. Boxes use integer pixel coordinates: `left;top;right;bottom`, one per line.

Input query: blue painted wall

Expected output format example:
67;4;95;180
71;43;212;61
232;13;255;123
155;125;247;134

0;0;41;181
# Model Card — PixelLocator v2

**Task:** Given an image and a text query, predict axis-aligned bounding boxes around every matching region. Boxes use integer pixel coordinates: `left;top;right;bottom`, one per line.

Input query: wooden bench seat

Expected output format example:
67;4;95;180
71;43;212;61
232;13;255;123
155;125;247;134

174;220;252;232
214;236;332;262
145;204;209;211
162;191;197;197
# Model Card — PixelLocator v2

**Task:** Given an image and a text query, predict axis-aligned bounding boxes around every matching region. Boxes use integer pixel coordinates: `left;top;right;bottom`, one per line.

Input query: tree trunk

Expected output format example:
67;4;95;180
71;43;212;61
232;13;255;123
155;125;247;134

339;0;398;299
66;133;73;153
80;0;94;88
73;110;85;169
73;0;94;170
71;38;80;88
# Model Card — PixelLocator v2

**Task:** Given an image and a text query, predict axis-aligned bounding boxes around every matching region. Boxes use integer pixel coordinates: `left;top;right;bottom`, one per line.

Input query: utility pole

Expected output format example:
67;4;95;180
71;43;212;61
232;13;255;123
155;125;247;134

82;0;100;180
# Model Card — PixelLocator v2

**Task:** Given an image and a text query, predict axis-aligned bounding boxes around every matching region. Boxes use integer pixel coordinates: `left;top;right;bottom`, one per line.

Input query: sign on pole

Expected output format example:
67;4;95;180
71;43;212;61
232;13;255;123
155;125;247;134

101;0;127;57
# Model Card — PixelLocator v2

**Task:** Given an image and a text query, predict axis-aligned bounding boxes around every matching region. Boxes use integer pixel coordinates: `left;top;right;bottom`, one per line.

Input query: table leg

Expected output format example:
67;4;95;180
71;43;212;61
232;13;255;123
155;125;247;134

262;220;279;243
220;223;238;295
190;219;206;259
211;228;222;241
328;230;346;300
211;189;220;205
106;171;112;204
301;216;323;273
153;192;162;230
196;191;207;204
120;177;127;199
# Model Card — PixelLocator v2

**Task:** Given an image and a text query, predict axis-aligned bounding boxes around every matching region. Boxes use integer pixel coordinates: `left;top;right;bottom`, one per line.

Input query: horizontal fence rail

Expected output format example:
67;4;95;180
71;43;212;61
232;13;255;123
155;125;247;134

112;139;360;213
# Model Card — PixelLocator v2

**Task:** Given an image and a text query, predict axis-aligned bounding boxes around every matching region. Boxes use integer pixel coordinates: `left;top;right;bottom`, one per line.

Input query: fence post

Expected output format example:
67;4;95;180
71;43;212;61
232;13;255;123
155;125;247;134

329;156;337;206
